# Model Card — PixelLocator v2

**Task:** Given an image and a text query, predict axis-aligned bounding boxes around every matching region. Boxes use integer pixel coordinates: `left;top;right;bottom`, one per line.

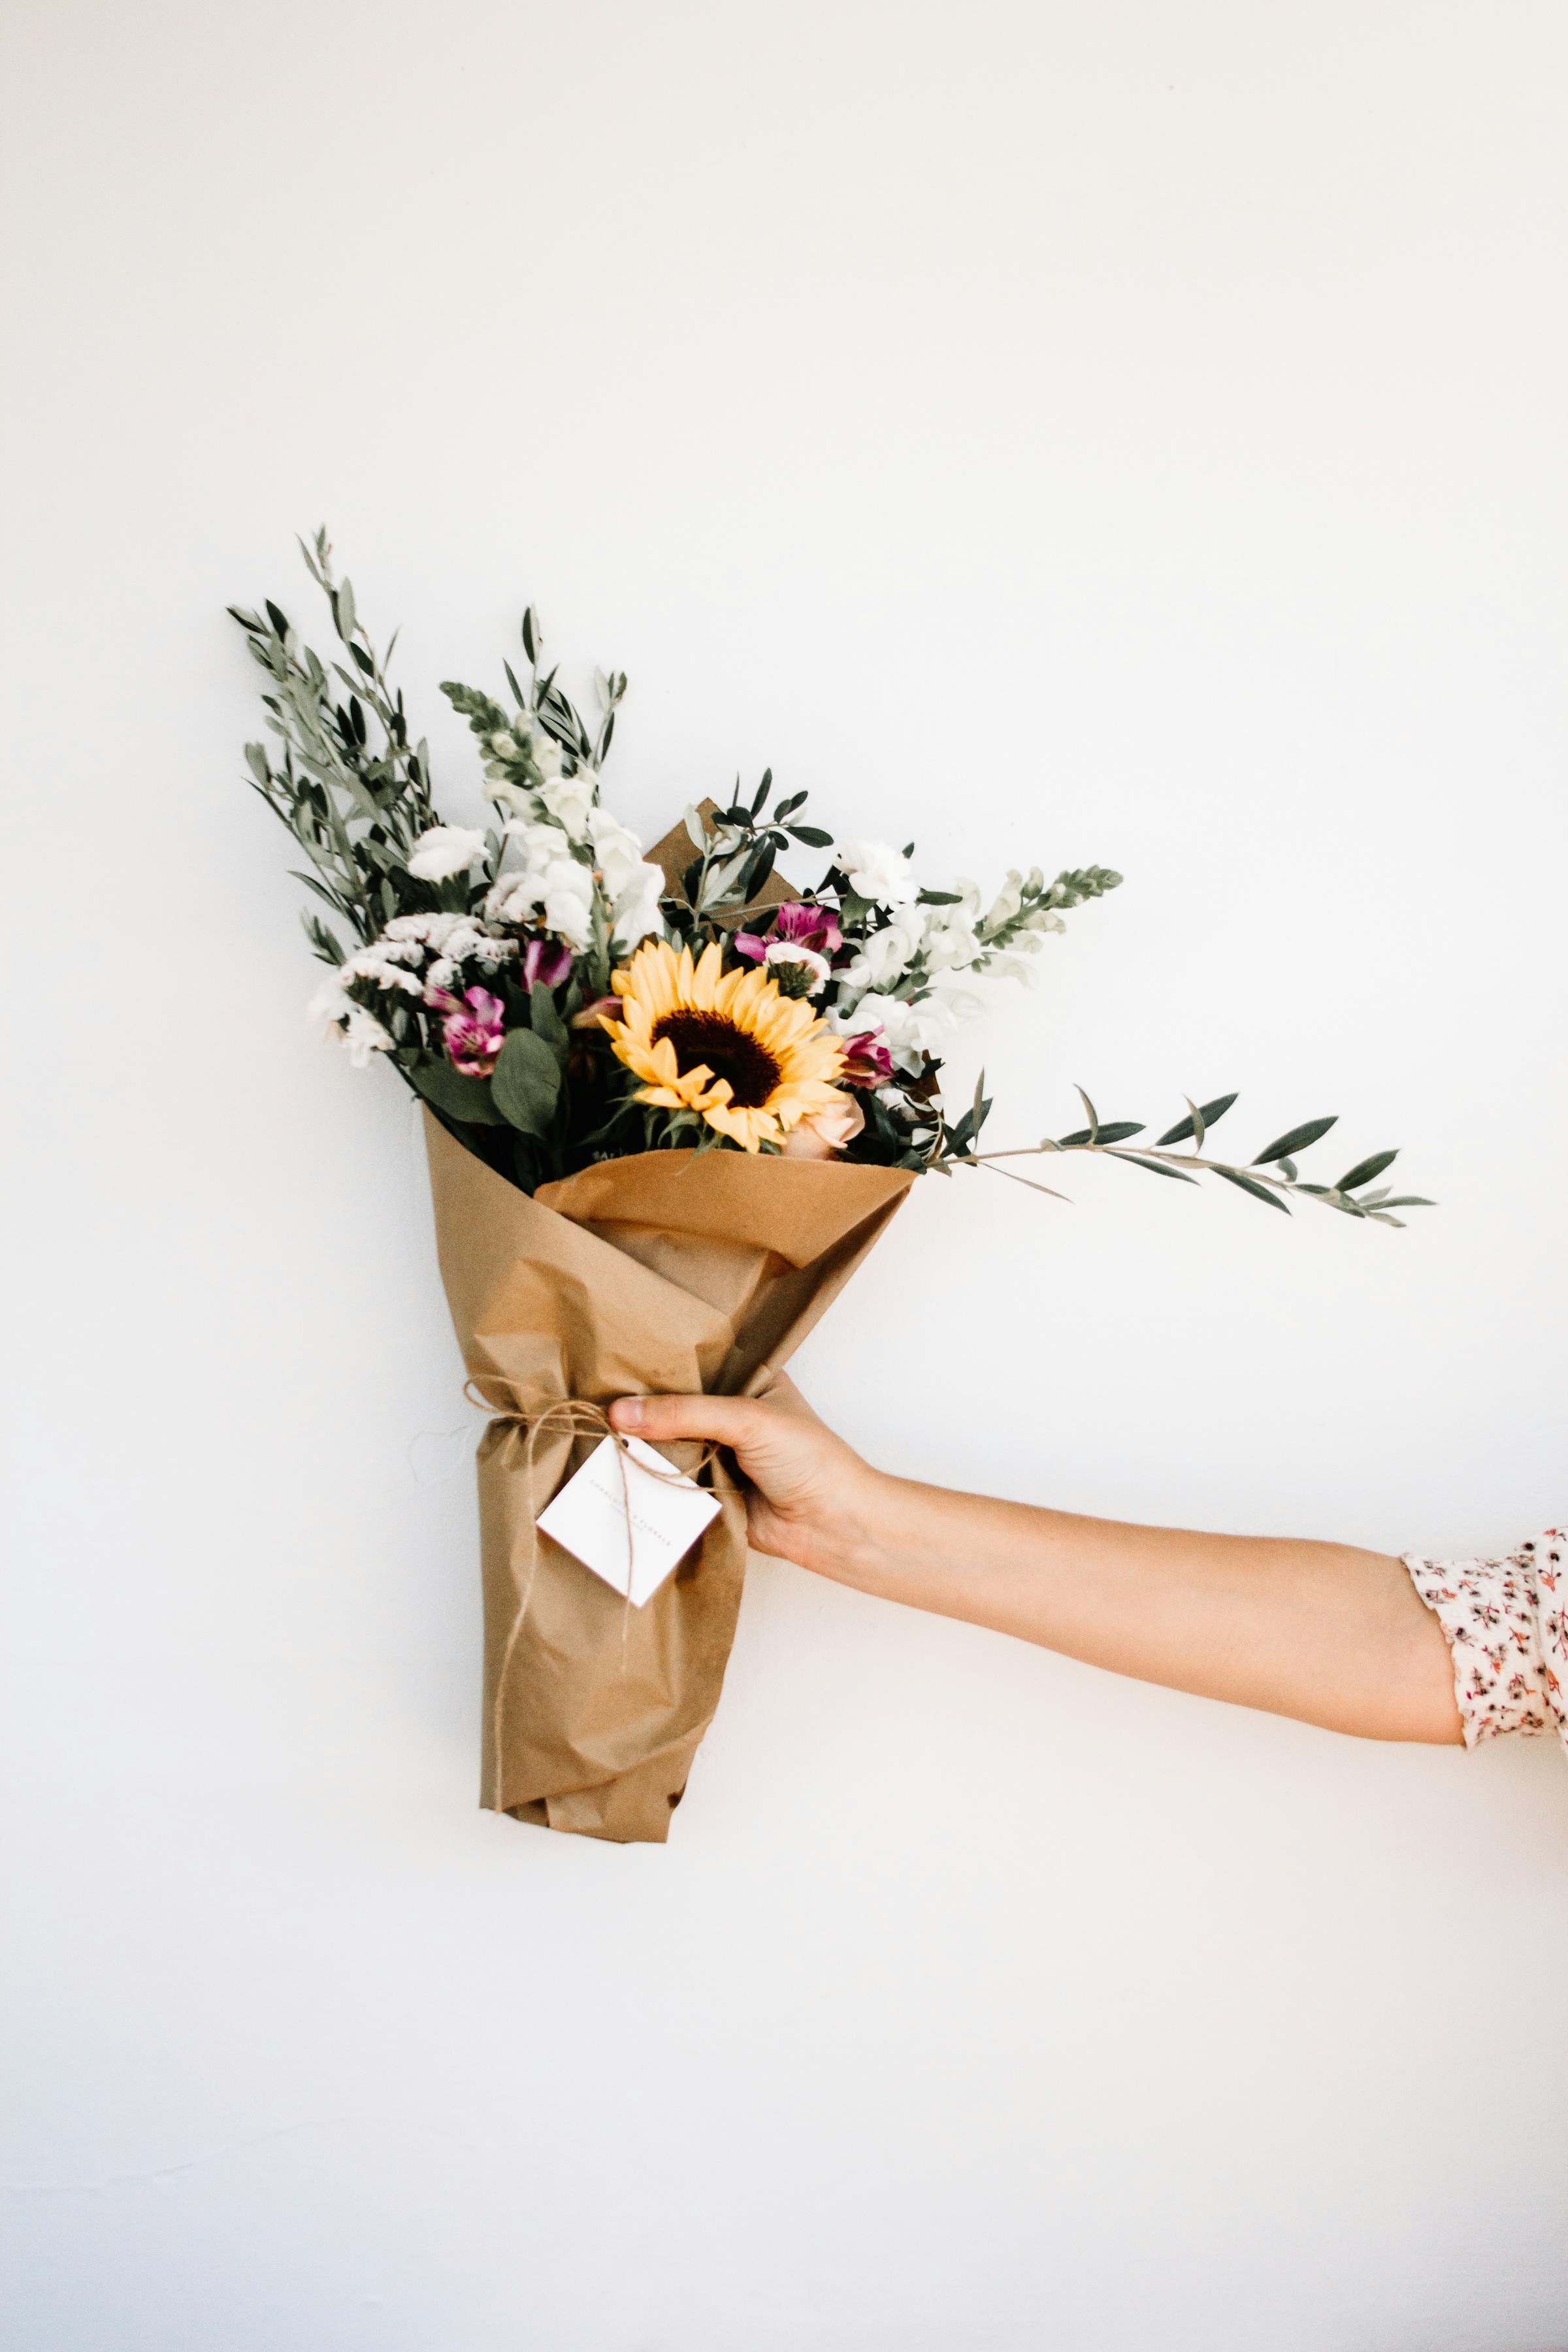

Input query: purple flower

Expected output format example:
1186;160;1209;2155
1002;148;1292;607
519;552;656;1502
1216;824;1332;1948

838;1030;896;1088
733;900;843;965
437;987;506;1077
522;934;574;990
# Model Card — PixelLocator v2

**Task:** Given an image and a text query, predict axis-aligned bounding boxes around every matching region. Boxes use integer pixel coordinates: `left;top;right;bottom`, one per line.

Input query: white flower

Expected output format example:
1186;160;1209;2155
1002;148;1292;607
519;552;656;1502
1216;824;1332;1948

406;825;489;882
531;732;563;779
537;772;597;838
487;780;536;821
847;989;962;1071
841;911;924;994
920;906;981;973
836;838;918;907
342;1007;395;1066
764;941;831;990
486;842;596;951
983;870;1024;931
585;806;647;896
610;862;664;951
306;975;352;1030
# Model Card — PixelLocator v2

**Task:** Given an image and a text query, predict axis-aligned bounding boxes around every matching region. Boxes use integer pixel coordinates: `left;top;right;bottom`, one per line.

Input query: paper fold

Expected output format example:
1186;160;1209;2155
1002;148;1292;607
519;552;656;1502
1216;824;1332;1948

424;1111;913;1843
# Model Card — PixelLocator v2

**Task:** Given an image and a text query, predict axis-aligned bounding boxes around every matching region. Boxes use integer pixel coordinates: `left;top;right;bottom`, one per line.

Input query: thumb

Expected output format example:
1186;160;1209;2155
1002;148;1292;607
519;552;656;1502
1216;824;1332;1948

609;1384;838;1512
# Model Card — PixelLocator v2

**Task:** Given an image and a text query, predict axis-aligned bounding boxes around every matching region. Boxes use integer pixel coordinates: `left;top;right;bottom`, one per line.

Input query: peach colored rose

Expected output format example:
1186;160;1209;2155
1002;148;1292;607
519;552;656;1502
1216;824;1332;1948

781;1092;866;1159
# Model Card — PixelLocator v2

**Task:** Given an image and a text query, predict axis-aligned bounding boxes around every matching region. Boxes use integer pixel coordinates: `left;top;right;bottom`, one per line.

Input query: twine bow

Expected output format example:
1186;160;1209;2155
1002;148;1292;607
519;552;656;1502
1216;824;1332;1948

463;1380;723;1806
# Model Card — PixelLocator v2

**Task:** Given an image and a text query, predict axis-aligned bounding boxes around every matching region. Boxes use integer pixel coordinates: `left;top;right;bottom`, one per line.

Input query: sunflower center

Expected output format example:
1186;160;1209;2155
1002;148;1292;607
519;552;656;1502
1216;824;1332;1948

653;1011;783;1107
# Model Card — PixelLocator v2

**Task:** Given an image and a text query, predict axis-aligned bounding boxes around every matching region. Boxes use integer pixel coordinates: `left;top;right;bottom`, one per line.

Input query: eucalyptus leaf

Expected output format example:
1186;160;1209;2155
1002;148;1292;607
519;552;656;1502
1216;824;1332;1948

406;1056;508;1126
491;1026;562;1136
530;982;569;1061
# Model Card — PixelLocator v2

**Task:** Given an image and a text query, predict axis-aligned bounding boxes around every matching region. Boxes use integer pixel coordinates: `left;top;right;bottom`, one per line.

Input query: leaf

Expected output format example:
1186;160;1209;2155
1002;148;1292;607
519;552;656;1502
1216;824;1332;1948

751;770;772;815
1377;1195;1435;1210
336;578;357;641
917;888;964;906
491;1026;561;1135
683;806;710;851
775;791;807;818
1213;1167;1291;1213
1057;1120;1145;1146
529;981;569;1062
1253;1115;1337;1166
1107;1152;1200;1184
406;1056;507;1126
348;640;375;676
786;824;833;848
503;660;529;710
1336;1149;1398;1193
265;599;290;638
1073;1085;1100;1143
244;742;270;785
521;607;539;664
1156;1092;1237;1147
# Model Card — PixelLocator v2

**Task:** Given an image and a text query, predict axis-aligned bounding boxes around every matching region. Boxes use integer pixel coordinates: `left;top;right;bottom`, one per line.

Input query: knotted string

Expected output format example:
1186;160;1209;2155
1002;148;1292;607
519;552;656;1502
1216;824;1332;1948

463;1380;723;1806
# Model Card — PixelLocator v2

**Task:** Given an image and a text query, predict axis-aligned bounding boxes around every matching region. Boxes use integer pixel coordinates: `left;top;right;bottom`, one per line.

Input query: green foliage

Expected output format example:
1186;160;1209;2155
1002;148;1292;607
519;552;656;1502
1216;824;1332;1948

491;1028;562;1137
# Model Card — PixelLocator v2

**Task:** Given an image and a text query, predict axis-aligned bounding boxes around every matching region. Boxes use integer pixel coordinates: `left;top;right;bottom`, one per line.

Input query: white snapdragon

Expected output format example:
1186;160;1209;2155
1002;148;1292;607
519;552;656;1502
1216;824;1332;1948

840;910;924;996
836;838;918;907
920;910;981;972
487;824;596;949
584;807;664;951
487;779;536;822
844;989;974;1071
406;825;489;882
536;769;596;840
610;862;664;950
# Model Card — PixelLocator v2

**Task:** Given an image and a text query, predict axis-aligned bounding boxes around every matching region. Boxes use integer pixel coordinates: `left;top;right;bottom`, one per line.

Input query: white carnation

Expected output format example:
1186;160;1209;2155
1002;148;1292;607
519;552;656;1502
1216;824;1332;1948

406;825;489;882
836;838;918;907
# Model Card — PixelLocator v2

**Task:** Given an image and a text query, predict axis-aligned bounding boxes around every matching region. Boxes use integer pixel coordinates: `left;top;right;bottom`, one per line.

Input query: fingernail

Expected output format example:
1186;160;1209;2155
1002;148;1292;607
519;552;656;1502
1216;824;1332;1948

615;1397;645;1429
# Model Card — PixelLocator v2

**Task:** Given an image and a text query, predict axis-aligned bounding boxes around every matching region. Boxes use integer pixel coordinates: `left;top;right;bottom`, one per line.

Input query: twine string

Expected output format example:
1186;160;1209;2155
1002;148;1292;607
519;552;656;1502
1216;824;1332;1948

462;1380;722;1805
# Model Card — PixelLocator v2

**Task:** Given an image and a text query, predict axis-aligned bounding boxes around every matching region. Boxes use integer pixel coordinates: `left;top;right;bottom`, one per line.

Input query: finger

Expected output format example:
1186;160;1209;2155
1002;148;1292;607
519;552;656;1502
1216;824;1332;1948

610;1392;776;1450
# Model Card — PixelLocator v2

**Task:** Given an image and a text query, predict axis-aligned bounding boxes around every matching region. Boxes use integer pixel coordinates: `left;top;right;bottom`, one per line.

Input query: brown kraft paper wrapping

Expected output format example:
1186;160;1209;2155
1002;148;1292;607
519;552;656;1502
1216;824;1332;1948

423;1110;914;1844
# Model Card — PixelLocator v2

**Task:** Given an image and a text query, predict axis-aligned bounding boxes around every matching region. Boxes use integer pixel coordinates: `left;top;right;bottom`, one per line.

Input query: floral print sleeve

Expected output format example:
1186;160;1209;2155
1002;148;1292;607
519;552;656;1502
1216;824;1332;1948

1402;1531;1568;1752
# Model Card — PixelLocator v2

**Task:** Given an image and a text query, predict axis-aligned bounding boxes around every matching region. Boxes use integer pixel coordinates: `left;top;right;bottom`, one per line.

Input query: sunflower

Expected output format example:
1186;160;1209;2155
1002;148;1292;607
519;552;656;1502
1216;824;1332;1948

600;939;848;1152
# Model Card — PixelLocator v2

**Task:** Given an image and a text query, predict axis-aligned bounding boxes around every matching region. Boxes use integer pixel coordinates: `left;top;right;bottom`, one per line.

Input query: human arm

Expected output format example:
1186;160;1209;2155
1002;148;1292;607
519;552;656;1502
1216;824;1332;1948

609;1378;1465;1746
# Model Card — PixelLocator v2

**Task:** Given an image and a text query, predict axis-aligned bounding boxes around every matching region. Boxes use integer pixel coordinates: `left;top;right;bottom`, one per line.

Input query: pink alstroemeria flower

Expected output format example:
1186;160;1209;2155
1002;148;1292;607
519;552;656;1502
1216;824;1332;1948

732;899;843;965
434;986;507;1077
522;934;574;991
838;1030;896;1089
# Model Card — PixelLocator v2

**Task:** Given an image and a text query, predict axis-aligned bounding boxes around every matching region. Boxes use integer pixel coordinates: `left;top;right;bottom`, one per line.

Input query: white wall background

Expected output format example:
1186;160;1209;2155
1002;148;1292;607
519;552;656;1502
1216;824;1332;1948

4;4;1567;2346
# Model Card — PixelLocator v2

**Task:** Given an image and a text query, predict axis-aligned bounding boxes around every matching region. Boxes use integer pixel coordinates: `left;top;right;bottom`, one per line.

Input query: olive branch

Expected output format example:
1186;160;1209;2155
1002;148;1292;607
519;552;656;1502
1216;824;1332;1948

928;1085;1433;1226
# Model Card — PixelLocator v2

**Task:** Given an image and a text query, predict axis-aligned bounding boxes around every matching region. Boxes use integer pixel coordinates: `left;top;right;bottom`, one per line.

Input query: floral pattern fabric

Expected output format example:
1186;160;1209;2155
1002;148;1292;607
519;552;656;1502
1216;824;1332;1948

1403;1531;1568;1754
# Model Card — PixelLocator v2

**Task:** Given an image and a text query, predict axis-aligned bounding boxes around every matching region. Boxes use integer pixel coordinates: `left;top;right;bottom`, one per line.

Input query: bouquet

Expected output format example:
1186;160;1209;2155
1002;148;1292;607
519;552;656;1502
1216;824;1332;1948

234;532;1429;1842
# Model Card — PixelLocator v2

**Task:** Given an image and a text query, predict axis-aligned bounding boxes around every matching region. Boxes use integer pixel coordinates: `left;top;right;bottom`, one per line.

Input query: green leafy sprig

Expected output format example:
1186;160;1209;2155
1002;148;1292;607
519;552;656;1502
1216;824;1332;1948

229;529;441;965
930;1086;1433;1225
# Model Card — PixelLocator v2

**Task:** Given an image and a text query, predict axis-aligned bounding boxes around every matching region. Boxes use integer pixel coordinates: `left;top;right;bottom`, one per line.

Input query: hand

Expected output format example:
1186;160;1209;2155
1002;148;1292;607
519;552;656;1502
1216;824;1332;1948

609;1375;885;1579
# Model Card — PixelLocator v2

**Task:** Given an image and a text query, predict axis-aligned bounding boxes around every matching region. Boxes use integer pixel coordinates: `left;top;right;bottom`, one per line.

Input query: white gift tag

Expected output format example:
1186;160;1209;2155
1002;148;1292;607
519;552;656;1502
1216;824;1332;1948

536;1434;721;1607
